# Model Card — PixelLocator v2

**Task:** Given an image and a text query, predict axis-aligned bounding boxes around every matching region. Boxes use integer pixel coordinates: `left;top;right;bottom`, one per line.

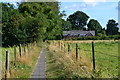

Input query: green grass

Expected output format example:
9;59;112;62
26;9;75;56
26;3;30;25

46;40;119;78
67;41;118;78
1;42;42;78
46;41;92;78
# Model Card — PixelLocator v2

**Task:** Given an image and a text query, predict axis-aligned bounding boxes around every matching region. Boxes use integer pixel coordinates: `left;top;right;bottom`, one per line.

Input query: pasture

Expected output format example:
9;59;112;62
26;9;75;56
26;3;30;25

46;40;119;78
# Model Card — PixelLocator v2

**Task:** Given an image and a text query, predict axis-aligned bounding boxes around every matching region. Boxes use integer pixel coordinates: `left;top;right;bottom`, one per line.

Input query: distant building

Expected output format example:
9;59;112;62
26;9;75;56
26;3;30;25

63;30;95;39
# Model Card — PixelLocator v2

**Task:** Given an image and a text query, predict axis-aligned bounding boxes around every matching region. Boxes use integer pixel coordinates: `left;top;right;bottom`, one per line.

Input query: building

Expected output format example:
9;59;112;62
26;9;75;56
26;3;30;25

63;30;95;39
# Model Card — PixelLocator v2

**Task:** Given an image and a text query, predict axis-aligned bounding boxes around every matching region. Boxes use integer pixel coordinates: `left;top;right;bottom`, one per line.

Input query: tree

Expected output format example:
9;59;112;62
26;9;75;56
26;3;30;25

43;2;62;40
67;11;89;30
106;19;119;35
2;2;62;46
2;3;22;46
2;2;63;47
87;19;102;35
62;19;72;31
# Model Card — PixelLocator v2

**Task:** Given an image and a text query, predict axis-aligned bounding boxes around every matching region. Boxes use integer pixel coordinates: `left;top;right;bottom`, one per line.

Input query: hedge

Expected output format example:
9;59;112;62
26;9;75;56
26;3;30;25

64;35;120;40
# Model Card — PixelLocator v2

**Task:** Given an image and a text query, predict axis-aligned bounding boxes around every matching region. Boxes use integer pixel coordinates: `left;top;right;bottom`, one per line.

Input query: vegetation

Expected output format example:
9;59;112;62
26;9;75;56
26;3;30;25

87;19;102;35
76;41;118;78
62;20;72;31
1;42;42;78
46;41;92;78
64;35;120;40
63;11;119;38
46;40;118;78
2;2;63;47
1;1;119;79
1;2;119;47
106;19;119;35
67;11;89;30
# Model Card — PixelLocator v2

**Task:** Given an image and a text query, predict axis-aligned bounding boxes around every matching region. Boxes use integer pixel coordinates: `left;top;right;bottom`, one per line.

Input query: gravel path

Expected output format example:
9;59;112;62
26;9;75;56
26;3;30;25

31;48;46;78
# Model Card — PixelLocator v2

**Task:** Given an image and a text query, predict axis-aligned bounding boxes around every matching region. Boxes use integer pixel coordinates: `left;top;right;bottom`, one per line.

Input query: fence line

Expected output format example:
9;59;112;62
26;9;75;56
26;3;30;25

68;44;70;54
46;40;118;73
53;40;96;71
76;43;78;61
19;44;22;58
3;43;37;79
5;51;9;78
92;42;96;71
14;45;16;66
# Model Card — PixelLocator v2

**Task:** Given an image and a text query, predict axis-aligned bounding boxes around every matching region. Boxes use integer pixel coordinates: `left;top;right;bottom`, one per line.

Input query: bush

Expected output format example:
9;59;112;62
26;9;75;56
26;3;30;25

64;35;120;40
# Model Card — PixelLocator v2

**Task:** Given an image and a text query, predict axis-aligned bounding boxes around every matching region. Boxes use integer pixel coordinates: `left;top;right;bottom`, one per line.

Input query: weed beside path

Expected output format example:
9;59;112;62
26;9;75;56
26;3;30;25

1;42;42;78
46;42;92;78
46;40;119;78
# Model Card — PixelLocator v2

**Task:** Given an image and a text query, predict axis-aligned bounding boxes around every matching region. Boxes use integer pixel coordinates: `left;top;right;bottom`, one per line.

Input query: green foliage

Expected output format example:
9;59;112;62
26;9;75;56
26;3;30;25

46;41;118;78
71;41;118;78
62;19;72;31
67;11;89;30
106;19;119;35
87;19;102;35
2;2;63;47
64;35;120;40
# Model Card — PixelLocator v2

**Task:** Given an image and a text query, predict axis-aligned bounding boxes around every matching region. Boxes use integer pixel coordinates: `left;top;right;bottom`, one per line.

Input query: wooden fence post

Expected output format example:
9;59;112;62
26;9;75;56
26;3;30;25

57;41;59;47
31;43;33;48
30;43;31;49
59;41;61;48
76;44;78;60
19;44;22;58
30;43;32;49
61;42;62;50
5;51;9;78
35;41;37;46
14;46;16;66
64;43;65;52
29;43;31;50
92;42;96;71
27;43;29;54
68;44;70;54
24;44;26;55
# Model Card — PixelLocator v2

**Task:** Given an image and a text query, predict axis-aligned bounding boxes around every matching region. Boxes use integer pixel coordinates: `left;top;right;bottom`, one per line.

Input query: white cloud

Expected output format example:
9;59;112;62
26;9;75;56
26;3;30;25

83;0;107;3
0;0;21;2
63;3;87;11
83;0;107;6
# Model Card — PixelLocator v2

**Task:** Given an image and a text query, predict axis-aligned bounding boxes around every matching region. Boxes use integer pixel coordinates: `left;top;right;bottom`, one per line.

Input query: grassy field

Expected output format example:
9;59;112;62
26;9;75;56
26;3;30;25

46;40;119;78
1;42;42;78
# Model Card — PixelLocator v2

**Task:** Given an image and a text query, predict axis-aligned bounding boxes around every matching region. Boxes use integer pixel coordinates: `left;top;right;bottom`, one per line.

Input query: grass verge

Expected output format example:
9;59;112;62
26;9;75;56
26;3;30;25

46;41;92;78
46;40;118;78
1;42;42;78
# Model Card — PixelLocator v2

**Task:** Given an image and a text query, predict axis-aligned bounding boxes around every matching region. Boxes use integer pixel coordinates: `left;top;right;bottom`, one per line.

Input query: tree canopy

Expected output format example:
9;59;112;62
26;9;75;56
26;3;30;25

67;11;89;30
2;2;63;47
87;19;102;35
106;19;119;35
62;19;72;31
2;2;119;46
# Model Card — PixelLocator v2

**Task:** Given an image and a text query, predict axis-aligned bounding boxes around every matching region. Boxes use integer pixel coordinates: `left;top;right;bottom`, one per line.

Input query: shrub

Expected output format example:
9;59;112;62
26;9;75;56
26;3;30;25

64;35;120;40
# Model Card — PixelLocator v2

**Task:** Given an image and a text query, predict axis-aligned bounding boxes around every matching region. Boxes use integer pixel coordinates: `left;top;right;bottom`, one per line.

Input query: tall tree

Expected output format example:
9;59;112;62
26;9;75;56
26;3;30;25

87;19;102;35
2;2;63;46
2;3;21;46
106;19;119;35
62;19;72;31
67;11;89;30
